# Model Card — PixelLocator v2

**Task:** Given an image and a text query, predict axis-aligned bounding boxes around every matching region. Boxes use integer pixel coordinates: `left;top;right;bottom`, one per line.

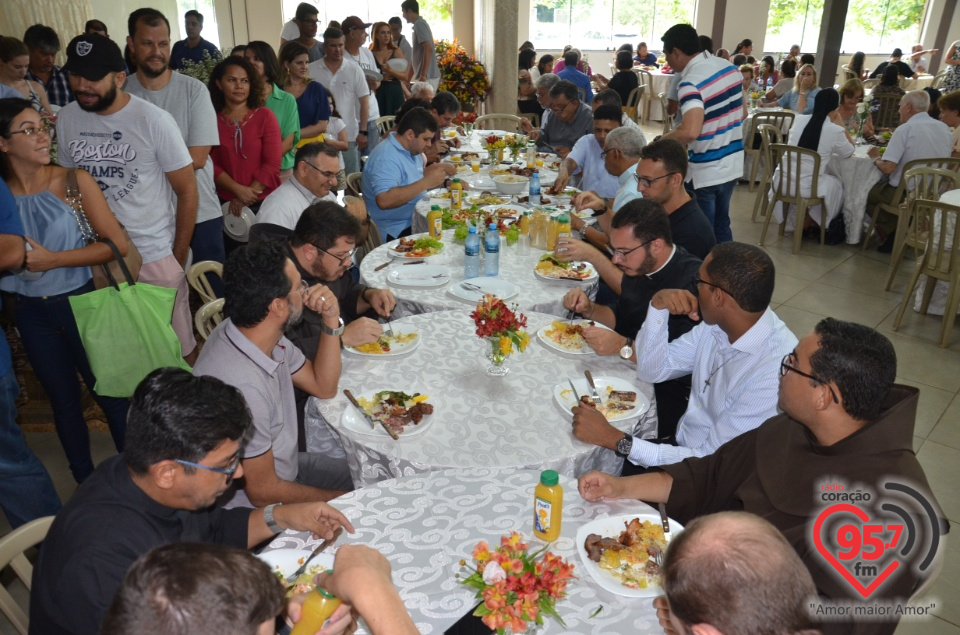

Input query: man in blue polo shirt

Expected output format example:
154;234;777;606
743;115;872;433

362;107;454;241
555;49;593;103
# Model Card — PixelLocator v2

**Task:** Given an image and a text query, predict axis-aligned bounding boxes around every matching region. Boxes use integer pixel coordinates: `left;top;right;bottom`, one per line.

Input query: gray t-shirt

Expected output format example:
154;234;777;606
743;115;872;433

411;17;440;81
56;95;192;263
125;72;222;224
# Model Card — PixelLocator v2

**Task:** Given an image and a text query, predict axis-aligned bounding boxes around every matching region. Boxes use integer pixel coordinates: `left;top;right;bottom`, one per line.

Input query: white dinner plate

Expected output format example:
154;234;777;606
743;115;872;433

385;236;446;259
536;320;613;355
447;278;520;303
534;260;598;284
576;512;684;598
257;549;335;580
386;264;451;288
553;377;650;421
344;326;421;357
479;203;527;220
386;58;409;72
221;202;255;242
363;68;383;82
341;388;436;438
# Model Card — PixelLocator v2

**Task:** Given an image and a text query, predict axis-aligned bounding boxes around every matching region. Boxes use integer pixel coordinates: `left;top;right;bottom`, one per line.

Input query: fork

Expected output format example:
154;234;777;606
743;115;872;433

380;311;395;337
461;282;483;293
650;544;664;567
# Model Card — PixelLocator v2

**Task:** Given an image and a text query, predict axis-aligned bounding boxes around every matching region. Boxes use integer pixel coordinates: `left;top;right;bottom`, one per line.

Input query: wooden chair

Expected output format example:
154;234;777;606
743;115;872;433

475;114;522;133
658;93;672;136
892;198;960;347
635;69;655;125
195;298;225;341
744;111;795;192
346;172;363;198
885;165;960;290
751;123;786;222
624;85;645;125
0;516;55;634
375;115;395;138
871;92;903;129
761;143;828;254
186;260;222;305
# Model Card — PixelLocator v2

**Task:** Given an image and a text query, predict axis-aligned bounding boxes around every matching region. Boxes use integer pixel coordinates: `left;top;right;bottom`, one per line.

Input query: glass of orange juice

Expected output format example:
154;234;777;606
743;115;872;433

471;159;481;173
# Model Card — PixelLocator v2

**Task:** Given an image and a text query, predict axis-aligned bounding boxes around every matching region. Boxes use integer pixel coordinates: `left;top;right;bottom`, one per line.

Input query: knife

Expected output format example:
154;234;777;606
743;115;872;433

343;389;400;440
583;370;602;406
284;527;343;584
658;502;672;543
373;261;392;272
568;379;581;406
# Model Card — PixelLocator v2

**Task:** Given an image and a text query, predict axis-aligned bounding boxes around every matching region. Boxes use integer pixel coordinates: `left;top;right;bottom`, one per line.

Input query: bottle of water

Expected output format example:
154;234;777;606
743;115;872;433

464;225;481;279
484;223;500;276
529;169;541;206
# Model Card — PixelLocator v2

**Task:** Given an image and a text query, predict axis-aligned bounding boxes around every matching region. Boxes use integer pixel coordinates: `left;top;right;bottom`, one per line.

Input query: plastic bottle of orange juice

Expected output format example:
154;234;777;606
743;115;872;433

290;582;342;635
533;470;563;541
450;178;463;211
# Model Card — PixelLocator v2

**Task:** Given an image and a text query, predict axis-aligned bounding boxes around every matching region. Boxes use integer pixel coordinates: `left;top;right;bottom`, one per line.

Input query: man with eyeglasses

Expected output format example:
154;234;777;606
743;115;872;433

292;4;324;62
536;80;594;159
580;319;945;635
193;240;355;510
257;142;340;229
550;104;622;201
30;368;353;635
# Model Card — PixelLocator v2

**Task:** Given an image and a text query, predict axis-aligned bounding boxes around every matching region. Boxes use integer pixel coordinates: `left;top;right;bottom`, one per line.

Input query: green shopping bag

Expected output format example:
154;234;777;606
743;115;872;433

69;239;191;397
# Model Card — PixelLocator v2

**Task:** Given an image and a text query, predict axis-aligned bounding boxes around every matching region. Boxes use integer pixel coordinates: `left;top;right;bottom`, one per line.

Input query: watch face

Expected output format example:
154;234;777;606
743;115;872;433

620;345;632;359
616;435;632;456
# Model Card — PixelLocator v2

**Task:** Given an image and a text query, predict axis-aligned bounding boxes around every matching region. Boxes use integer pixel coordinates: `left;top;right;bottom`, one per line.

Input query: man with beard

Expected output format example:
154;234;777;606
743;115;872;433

55;33;200;363
561;200;702;467
193;240;354;509
169;9;221;70
125;8;225;296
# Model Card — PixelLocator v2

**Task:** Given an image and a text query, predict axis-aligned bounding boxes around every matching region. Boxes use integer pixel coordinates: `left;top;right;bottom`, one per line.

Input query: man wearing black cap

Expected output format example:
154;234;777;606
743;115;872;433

869;48;916;80
55;33;201;364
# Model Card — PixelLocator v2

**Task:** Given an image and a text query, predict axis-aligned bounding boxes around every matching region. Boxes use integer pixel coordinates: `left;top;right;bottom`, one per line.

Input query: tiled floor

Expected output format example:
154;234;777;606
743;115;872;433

2;162;959;634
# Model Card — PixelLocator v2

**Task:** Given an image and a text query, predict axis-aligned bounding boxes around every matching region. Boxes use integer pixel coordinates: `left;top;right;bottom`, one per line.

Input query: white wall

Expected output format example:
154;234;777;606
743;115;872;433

90;0;182;45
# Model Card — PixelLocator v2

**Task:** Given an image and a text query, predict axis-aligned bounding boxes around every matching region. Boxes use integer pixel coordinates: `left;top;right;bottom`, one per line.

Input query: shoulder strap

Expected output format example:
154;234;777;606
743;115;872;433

64;169;98;243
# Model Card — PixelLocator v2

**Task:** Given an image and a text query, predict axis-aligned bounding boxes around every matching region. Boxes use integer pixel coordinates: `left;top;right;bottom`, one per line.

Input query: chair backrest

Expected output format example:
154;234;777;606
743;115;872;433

756;123;785;177
186;260;223;305
770;143;822;200
903;166;960;203
636;69;654;102
625;85;644;123
931;69;948;90
658;92;672;135
195;298;225;341
474;114;522;132
356;217;384;265
0;515;55;634
752;110;796;138
862;78;879;90
841;65;856;82
892;158;960;205
346;172;363;198
912;198;960;274
871;92;903;128
375;116;395;138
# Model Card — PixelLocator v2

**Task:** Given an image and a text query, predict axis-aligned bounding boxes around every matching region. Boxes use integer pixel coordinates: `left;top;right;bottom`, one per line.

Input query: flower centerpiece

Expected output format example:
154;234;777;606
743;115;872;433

470;295;529;376
855;99;871;145
459;532;576;634
481;134;509;163
436;39;490;110
749;90;764;111
456;111;478;135
503;134;530;161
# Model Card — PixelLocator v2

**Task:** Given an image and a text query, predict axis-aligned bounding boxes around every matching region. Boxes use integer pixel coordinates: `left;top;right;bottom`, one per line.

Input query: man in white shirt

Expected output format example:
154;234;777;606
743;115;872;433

257;143;339;229
551;105;622;199
401;0;440;89
866;90;953;251
908;44;938;74
308;28;369;177
342;16;382;154
124;8;224;296
56;33;200;363
571;241;796;470
279;2;316;47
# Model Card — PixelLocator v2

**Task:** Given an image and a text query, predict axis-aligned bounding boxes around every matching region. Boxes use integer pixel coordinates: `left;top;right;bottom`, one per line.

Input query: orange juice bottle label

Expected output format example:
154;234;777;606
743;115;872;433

535;497;552;534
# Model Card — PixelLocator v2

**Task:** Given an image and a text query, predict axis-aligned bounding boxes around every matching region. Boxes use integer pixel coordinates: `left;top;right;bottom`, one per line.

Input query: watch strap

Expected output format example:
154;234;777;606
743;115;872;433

320;317;345;336
263;503;282;533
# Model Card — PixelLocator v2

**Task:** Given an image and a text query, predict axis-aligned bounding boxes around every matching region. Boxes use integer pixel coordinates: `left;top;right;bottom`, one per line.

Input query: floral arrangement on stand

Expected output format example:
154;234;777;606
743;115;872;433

855;99;872;144
436;39;490;108
459;532;575;634
748;90;764;110
503;133;529;160
471;296;529;375
176;49;226;85
456;111;479;134
481;134;509;163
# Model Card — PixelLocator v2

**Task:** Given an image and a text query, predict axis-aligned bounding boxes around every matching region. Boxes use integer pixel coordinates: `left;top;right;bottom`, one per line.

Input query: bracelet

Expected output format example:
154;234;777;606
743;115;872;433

263;503;282;533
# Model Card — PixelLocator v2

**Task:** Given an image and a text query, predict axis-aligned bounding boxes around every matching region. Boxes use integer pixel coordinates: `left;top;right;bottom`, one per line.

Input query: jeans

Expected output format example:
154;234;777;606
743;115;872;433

687;178;737;243
343;143;361;177
190;216;226;297
0;371;61;528
363;119;381;156
14;281;129;483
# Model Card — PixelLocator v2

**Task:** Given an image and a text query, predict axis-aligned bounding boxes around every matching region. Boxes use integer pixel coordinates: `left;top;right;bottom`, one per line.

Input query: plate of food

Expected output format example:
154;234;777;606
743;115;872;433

448;278;519;303
466;192;510;206
577;513;682;597
534;254;598;282
480;203;526;220
345;328;420;356
537;319;612;354
554;377;649;421
342;389;435;438
257;549;335;597
387;235;445;258
385;264;451;288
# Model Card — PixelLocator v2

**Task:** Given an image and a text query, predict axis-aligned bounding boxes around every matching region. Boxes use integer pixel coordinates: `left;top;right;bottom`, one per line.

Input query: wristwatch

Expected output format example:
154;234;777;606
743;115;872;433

263;503;282;533
615;433;633;457
320;317;345;336
619;337;634;360
358;130;368;136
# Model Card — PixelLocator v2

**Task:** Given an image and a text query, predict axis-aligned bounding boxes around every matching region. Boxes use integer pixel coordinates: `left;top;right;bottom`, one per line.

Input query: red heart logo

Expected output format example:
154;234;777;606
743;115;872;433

813;504;900;598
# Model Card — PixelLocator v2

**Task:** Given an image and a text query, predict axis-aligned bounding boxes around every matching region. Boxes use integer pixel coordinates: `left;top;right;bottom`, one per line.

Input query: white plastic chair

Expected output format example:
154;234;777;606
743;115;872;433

186;261;223;305
0;516;55;634
195;298;225;341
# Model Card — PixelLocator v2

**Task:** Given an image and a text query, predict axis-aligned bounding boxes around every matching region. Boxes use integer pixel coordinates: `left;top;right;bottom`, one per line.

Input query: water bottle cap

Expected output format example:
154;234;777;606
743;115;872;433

488;223;498;230
540;470;559;486
468;225;477;233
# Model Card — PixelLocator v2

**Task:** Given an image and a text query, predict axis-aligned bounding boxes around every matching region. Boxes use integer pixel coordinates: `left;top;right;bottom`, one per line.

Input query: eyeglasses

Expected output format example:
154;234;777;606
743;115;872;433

632;172;677;188
6;123;54;138
693;276;733;296
550;99;575;114
315;244;357;264
294;279;309;298
175;453;241;478
302;161;339;181
600;148;619;159
610;239;653;260
780;353;840;403
298;18;318;25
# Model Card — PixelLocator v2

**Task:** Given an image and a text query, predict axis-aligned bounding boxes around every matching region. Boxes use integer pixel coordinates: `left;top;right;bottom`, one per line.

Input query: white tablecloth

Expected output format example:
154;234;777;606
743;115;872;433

265;467;665;634
305;310;656;487
826;144;882;244
359;229;599;318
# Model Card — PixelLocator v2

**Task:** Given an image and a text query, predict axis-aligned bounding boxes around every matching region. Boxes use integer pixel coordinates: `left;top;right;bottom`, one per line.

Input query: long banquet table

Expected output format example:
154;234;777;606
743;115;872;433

264;467;667;634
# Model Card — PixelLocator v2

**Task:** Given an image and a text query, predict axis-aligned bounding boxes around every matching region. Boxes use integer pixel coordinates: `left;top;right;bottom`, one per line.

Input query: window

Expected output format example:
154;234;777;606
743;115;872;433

176;0;221;48
281;0;452;43
764;0;823;55
531;0;695;53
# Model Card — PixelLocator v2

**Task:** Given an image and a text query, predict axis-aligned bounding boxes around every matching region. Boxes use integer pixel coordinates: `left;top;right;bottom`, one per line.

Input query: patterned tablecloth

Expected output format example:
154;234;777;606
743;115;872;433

305;310;657;487
359;229;600;319
826;144;881;244
265;467;666;634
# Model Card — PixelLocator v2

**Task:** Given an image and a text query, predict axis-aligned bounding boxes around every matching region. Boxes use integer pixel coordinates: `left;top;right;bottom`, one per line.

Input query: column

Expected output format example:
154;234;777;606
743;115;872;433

813;0;849;89
481;0;521;115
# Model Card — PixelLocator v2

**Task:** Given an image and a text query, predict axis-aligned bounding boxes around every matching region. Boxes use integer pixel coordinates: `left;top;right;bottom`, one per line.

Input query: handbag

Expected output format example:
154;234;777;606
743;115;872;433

68;241;191;398
65;168;143;290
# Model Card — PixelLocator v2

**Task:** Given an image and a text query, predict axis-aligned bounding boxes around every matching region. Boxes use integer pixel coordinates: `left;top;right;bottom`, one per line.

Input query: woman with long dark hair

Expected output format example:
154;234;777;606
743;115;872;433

245;41;300;180
0;98;130;483
370;21;409;117
872;65;906;129
280;41;329;147
537;54;555;76
518;48;540;117
733;38;753;56
848;51;868;80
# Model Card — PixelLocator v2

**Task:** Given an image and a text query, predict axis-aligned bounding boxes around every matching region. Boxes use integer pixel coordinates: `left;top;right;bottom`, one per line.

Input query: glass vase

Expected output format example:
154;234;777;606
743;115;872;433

484;337;511;376
465;122;474;135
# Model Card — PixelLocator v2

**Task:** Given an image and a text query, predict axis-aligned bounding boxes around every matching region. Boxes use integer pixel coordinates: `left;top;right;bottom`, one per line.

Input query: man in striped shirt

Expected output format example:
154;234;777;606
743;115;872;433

659;24;744;243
